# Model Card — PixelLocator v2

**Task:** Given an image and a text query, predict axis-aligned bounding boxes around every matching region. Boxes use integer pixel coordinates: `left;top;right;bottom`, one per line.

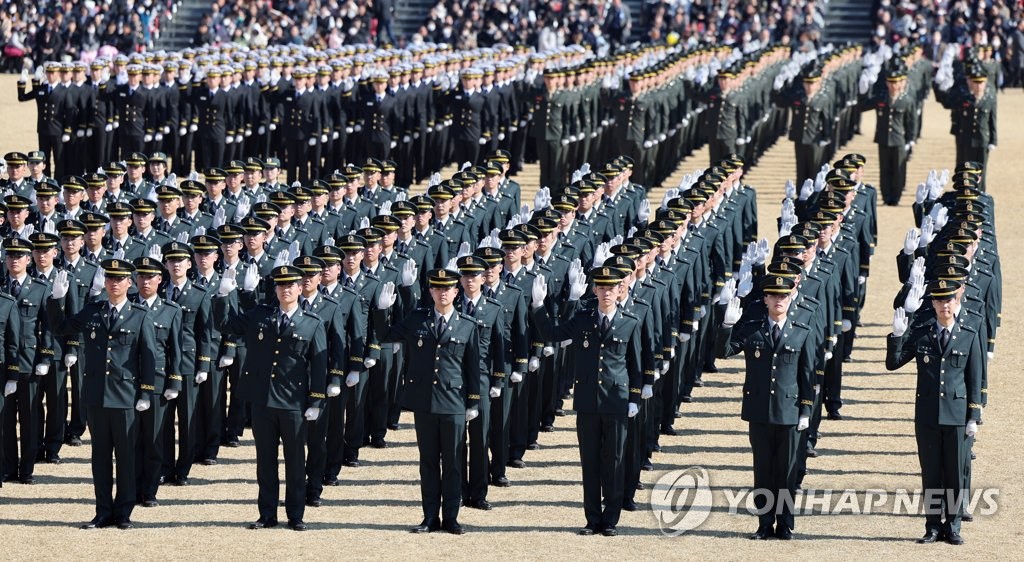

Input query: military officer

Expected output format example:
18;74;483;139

859;68;917;205
374;269;481;535
715;276;815;540
887;279;983;545
529;265;642;537
214;264;328;532
47;259;159;530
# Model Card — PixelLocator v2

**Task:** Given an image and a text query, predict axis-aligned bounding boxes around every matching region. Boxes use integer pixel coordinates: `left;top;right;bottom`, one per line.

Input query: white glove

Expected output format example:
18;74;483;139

352;124;361;132
135;398;151;412
799;179;814;201
212;207;227;229
530;274;548;309
178;126;187;136
735;137;747;146
346;370;361;387
154;133;163;142
195;371;208;384
892;308;908;337
841;319;852;332
19;68;28;83
817;140;829;147
377;281;397;310
692;320;699;332
258;125;266;135
465;406;480;422
143;133;152;143
797;416;809;431
510;371;523;383
218;356;234;368
75;129;85;138
164;389;179;400
218;267;238;296
242;263;259;292
105;123;114;132
327;384;341;397
784;180;796;200
363;358;377;369
489;387;501;398
637;199;651;222
717;278;737;304
737;271;753;298
722;297;742;327
919;219;934;248
528;357;540;372
987;145;995;152
914;183;927;205
966;420;978;437
814;384;821;395
148;245;163;261
858;275;866;286
903;229;920;255
699;305;707;318
401;260;417;287
628;403;639;418
933;206;949;230
35;364;49;376
679;332;692;343
3;381;15;396
320;134;328;143
304;407;320;421
51;269;70;299
903;282;925;313
61;133;71;143
641;384;653;400
308;137;317;146
542;346;554;357
568;272;587;301
64;354;78;368
90;268;106;296
660;360;670;375
234;198;251;221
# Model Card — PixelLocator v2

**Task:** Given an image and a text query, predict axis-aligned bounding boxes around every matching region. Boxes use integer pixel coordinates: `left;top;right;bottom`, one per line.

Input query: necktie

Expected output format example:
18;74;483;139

107;304;118;329
161;219;171;232
939;328;950;352
195;276;208;288
9;280;20;297
345;277;355;289
397;241;407;255
771;324;781;347
504;272;515;287
114;240;123;252
301;298;311;312
436;314;447;336
601;314;611;336
170;286;181;302
279;312;289;332
465;300;475;317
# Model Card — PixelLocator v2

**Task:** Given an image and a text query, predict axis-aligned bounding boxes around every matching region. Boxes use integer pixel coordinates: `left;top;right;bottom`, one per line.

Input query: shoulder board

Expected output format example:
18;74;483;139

619;310;639;321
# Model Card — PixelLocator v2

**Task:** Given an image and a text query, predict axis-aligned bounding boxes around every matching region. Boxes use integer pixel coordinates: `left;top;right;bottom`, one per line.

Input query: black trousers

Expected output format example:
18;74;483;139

461;393;491;502
365;347;397;441
67;361;87;439
576;411;627;529
413;411;464;522
39;366;68;458
823;332;846;413
136;395;170;501
87;406;137;522
878;144;908;204
251;404;307;523
794;143;823;186
304;399;331;501
916;422;968;534
3;376;41;479
488;381;514;479
748;421;798;531
196;366;226;460
163;376;199;480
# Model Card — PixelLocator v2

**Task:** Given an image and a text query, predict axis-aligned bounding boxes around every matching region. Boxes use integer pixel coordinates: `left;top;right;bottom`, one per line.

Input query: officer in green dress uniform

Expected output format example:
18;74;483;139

887;279;984;545
529;265;642;537
715;275;815;540
374;269;481;535
214;264;328;532
47;259;159;530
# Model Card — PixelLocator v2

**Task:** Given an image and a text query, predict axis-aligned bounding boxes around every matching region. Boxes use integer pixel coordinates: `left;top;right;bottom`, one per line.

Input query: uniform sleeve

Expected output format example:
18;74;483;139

627;318;643;405
306;319;328;410
3;302;21;382
463;323;481;409
164;308;184;391
138;314;159;397
195;293;215;375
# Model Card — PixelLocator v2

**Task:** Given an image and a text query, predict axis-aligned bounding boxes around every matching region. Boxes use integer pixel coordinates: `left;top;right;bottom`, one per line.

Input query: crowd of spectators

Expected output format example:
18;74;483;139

871;0;1024;88
0;0;175;71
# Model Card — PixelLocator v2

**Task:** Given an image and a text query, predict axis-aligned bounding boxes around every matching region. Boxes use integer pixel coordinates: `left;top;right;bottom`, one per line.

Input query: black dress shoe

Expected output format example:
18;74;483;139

306;498;323;508
410;518;440;533
117;519;134;530
343;460;361;468
387;423;399;430
693;379;705;387
2;474;18;483
370;438;387;449
469;499;492;511
142;499;159;508
540;425;553;432
622;499;638;512
173;477;189;486
323;476;340;486
961;513;973;522
826;411;843;421
45;454;62;464
660;426;678;436
225;439;240;448
81;517;114;529
200;458;218;466
578;526;596;536
806;448;819;458
674;409;683;417
970;451;977;460
491;476;510;487
641;460;653;471
916;530;942;543
680;396;693;404
66;435;83;446
248;519;278;530
507;459;525;469
702;365;717;374
20;475;35;485
775;526;793;540
652;444;662;452
442;520;466;535
946;531;964;545
636;482;645;491
750;526;773;540
554;409;565;417
527;442;540;450
287;520;307;531
601;526;618;537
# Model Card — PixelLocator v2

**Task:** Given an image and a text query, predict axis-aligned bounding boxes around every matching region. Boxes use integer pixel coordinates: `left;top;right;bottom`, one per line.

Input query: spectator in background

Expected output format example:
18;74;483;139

602;0;631;50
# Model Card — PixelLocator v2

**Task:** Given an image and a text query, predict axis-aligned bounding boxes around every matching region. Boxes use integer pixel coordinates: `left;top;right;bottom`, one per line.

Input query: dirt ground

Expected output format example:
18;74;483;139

0;75;1020;559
